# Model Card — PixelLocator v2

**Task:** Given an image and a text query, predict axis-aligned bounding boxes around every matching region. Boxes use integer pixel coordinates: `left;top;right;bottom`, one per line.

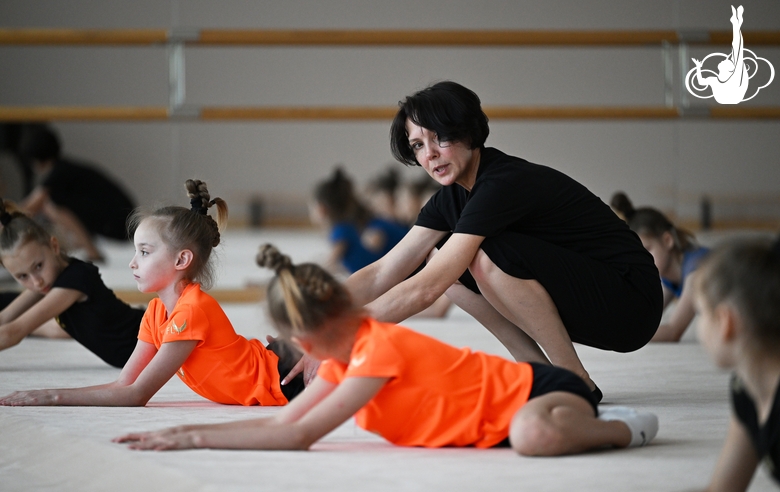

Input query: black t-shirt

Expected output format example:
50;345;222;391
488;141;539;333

731;373;780;484
42;158;135;239
52;258;143;367
415;147;652;269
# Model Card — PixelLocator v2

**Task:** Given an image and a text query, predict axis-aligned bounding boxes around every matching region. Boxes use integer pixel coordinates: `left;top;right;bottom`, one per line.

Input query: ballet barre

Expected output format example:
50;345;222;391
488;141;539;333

1;28;779;46
1;28;778;121
1;106;779;121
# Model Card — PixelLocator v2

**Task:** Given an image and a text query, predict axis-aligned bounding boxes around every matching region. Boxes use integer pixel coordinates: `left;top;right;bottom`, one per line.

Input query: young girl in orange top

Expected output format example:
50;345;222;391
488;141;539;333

116;244;658;454
0;180;302;407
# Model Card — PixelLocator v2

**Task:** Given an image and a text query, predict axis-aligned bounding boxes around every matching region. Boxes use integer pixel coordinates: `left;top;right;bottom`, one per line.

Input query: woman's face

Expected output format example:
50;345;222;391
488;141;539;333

405;120;479;189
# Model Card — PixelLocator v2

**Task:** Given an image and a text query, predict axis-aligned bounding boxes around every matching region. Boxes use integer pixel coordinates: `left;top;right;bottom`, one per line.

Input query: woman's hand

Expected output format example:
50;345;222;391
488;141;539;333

114;426;197;451
0;389;57;406
282;353;321;386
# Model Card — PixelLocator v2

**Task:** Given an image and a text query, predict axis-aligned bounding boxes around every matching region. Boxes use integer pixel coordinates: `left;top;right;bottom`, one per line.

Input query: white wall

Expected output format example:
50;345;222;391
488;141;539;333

1;0;778;225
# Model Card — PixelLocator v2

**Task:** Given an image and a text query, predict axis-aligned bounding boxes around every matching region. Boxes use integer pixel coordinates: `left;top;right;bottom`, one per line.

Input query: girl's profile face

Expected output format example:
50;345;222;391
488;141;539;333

2;238;66;295
129;220;180;293
694;293;735;369
639;232;674;277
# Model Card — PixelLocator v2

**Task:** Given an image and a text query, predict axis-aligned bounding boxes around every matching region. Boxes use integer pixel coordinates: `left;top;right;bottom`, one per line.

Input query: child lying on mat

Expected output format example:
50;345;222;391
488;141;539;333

115;243;658;455
0;181;303;408
0;200;142;367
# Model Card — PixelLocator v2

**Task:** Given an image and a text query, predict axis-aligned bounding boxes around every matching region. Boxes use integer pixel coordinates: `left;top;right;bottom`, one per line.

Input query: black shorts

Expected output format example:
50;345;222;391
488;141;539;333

493;363;597;448
526;363;598;414
446;232;662;353
266;340;306;402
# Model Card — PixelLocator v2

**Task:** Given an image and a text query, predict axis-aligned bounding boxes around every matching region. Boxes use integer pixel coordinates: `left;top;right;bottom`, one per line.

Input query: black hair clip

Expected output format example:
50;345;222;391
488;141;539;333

190;197;208;215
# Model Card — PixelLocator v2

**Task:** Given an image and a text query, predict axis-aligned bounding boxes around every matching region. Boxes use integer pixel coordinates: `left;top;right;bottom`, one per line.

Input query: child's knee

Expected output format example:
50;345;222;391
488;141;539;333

510;413;565;456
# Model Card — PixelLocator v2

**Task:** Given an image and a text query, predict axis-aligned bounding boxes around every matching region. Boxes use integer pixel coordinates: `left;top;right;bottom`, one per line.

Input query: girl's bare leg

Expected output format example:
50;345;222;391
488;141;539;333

29;319;71;339
510;392;630;456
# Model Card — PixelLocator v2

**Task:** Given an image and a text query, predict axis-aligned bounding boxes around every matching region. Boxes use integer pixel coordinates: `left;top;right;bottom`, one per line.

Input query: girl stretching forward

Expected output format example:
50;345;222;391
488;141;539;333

694;238;780;490
0;200;142;367
611;192;709;342
116;244;658;454
0;180;301;407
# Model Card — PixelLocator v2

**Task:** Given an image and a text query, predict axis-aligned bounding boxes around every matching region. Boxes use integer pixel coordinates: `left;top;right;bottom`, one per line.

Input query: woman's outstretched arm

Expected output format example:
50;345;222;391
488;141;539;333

0;339;197;406
362;232;484;323
346;225;446;307
116;375;389;451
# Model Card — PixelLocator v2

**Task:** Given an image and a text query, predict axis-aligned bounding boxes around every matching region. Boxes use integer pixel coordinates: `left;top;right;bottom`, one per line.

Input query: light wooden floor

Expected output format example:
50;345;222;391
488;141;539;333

1;228;778;491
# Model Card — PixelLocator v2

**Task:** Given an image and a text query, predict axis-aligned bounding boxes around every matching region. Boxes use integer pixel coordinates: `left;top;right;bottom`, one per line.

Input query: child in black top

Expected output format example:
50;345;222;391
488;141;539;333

0;201;142;367
694;237;780;490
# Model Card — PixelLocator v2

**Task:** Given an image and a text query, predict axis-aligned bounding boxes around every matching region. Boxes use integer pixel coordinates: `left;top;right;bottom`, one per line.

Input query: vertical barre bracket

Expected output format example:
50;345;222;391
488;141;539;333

677;30;711;43
168;27;201;43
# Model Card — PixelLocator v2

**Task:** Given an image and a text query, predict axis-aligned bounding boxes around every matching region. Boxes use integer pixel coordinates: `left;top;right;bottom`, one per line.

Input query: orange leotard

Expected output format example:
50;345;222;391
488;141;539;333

317;318;534;447
138;283;287;406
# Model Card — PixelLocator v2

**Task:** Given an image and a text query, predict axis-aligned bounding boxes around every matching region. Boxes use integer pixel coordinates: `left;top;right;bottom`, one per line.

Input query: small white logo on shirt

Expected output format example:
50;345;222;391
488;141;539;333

350;356;366;367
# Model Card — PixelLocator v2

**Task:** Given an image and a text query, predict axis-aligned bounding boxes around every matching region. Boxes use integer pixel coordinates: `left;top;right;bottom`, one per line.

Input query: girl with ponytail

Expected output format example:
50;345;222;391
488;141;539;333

610;192;709;342
0;199;142;367
0;180;303;407
694;236;780;490
115;243;658;455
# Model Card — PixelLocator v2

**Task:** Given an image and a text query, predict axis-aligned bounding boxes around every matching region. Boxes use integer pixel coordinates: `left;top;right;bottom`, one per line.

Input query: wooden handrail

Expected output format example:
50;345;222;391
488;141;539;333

0;29;168;45
2;105;779;121
709;106;780;119
1;28;779;46
197;29;686;46
200;106;397;120
0;106;169;121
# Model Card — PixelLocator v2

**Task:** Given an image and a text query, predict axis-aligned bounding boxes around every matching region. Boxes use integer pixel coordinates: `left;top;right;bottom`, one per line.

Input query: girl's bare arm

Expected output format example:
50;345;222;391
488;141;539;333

0;339;197;406
0;288;82;350
703;416;759;492
116;376;389;451
652;273;699;342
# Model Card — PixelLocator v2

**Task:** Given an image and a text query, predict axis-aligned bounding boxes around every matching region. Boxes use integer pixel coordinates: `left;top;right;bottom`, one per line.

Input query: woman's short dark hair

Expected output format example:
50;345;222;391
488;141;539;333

390;81;490;167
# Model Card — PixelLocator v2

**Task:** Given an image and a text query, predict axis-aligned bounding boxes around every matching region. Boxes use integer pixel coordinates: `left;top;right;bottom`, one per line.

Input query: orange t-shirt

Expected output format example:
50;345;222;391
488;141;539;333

317;318;534;448
138;283;287;406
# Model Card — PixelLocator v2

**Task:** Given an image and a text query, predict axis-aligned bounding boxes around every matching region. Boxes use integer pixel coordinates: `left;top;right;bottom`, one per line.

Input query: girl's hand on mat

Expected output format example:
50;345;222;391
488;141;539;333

114;427;196;451
0;389;57;406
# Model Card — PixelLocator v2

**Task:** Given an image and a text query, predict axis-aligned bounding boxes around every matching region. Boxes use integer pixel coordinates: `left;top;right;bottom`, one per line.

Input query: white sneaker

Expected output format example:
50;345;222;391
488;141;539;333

598;406;658;447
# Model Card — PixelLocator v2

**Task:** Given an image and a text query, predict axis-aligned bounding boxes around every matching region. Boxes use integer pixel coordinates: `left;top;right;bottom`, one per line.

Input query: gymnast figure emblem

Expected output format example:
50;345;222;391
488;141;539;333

685;5;774;104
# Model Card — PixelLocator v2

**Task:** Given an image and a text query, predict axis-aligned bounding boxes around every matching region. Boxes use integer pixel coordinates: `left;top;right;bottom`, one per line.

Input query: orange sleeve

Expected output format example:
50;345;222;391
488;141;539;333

137;300;157;345
343;328;403;379
317;359;347;384
159;303;207;345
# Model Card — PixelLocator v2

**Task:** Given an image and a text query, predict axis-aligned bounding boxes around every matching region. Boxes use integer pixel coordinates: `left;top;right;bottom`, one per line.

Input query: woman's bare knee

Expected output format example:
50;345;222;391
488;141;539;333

468;249;497;285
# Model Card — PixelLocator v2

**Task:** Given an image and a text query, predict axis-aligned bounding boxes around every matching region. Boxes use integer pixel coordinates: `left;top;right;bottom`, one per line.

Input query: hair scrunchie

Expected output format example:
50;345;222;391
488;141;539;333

190;197;208;215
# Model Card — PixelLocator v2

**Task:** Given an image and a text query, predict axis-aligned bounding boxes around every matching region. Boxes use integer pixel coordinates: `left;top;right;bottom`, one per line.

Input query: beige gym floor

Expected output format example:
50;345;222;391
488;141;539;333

1;228;777;491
